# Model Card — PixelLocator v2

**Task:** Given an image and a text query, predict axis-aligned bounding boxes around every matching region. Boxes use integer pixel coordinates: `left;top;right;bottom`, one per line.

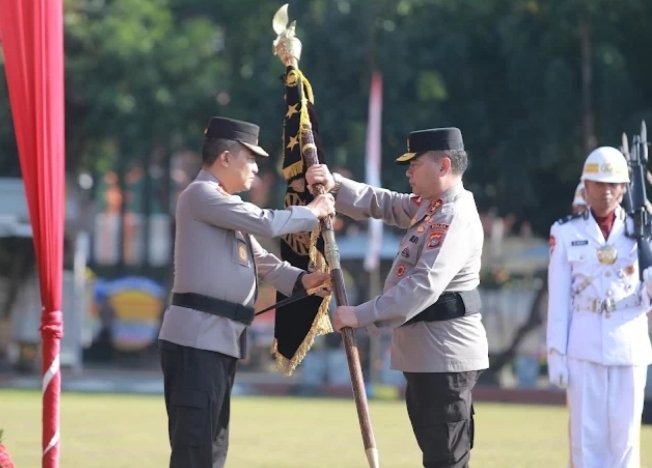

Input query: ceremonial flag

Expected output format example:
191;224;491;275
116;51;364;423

364;71;383;272
273;65;332;374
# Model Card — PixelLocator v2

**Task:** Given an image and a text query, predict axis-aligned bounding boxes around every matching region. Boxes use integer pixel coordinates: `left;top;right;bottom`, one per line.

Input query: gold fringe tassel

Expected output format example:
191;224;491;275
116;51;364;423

282;160;304;181
273;225;334;375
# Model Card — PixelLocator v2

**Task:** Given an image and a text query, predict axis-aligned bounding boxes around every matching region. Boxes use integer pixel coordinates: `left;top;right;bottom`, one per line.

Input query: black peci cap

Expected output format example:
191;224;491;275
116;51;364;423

395;127;464;164
204;116;269;157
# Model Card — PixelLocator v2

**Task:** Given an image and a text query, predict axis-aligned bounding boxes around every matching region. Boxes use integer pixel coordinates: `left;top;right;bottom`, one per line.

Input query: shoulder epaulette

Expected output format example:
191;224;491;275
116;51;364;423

555;211;585;225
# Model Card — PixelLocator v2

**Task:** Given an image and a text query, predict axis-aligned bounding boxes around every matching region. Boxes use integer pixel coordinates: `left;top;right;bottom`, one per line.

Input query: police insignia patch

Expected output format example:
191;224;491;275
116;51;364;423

426;223;449;249
396;264;406;277
401;248;410;258
427;231;444;249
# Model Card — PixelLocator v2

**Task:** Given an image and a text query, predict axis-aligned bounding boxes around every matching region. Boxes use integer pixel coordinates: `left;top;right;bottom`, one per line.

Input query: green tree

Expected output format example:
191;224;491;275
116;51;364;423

2;0;652;237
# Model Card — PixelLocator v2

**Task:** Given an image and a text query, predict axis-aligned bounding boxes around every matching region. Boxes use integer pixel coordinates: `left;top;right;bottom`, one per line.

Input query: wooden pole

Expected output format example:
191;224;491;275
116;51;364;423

301;129;380;468
273;6;379;465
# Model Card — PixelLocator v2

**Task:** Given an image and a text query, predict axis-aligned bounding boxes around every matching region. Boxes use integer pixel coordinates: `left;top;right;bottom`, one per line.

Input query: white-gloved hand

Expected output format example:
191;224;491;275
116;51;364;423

643;267;652;299
547;350;568;389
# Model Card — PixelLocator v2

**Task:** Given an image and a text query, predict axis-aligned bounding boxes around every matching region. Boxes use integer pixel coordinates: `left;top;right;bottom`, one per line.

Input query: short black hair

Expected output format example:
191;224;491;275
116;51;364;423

201;138;241;166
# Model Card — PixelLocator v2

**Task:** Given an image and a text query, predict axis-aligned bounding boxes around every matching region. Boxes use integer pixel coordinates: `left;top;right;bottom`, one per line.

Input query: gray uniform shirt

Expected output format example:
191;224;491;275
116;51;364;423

336;176;489;372
158;170;319;358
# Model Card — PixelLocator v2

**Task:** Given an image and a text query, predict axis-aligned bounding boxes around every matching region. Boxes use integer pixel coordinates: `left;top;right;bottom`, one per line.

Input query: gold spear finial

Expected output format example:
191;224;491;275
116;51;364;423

272;4;302;68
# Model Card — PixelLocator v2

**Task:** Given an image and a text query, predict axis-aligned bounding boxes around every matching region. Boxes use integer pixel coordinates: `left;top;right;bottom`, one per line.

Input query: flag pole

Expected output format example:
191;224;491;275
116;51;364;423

363;71;384;386
272;5;379;467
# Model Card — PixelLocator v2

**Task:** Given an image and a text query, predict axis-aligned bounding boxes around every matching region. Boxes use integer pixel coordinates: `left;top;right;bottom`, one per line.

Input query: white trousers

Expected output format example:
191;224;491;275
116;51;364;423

567;358;648;468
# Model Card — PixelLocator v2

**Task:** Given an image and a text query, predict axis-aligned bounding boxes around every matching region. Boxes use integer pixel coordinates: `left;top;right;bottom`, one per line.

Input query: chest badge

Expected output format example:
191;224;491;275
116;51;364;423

239;244;249;263
596;245;617;265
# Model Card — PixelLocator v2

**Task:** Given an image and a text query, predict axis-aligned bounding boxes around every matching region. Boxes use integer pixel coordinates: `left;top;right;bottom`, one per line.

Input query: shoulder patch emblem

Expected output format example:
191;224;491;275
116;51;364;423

396;264;407;277
427;231;445;249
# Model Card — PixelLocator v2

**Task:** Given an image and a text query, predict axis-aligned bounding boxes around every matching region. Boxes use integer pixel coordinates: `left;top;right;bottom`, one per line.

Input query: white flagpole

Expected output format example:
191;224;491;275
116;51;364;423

364;71;383;272
364;71;383;387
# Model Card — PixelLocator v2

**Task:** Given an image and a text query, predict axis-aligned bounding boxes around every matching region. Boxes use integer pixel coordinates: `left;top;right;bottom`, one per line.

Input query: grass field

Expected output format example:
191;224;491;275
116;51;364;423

2;389;652;467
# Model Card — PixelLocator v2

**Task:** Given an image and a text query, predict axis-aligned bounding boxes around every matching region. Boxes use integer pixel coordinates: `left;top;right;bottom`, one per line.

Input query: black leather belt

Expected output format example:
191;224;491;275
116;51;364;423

171;292;254;325
404;289;481;325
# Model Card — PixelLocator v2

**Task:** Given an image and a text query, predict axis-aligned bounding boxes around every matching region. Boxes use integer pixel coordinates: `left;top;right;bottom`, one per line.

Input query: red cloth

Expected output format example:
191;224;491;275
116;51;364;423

593;211;617;240
0;1;65;467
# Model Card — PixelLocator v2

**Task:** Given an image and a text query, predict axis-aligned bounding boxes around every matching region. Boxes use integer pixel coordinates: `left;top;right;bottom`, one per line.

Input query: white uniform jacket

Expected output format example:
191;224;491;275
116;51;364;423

547;207;652;366
335;176;489;373
159;170;319;359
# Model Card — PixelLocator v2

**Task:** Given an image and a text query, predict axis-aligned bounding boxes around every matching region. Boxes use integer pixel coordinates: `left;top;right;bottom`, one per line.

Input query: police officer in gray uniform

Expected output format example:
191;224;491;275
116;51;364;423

307;127;489;468
158;116;334;468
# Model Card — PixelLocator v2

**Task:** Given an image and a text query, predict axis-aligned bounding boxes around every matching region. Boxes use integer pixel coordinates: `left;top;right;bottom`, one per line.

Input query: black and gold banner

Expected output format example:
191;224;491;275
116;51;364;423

273;65;332;374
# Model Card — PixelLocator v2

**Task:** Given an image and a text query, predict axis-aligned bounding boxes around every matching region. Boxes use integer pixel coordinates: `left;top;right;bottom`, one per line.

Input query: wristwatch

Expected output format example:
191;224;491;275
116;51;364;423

292;271;307;295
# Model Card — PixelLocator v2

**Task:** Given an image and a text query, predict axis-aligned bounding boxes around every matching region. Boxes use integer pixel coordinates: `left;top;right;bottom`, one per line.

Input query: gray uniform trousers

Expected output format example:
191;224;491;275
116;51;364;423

159;339;237;468
404;370;481;468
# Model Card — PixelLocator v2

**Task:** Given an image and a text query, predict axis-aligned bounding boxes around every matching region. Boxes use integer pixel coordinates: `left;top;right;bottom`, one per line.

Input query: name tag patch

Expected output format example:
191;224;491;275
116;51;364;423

571;240;589;246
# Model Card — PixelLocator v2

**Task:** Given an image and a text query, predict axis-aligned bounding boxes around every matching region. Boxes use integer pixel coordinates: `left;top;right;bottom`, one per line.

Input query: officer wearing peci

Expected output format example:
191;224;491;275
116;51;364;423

158;116;334;468
547;146;652;468
306;127;489;468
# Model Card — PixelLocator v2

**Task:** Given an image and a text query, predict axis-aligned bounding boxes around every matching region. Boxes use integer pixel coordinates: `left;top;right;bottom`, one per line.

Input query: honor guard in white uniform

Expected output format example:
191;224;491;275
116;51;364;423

158;116;334;468
547;146;652;468
307;127;489;468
